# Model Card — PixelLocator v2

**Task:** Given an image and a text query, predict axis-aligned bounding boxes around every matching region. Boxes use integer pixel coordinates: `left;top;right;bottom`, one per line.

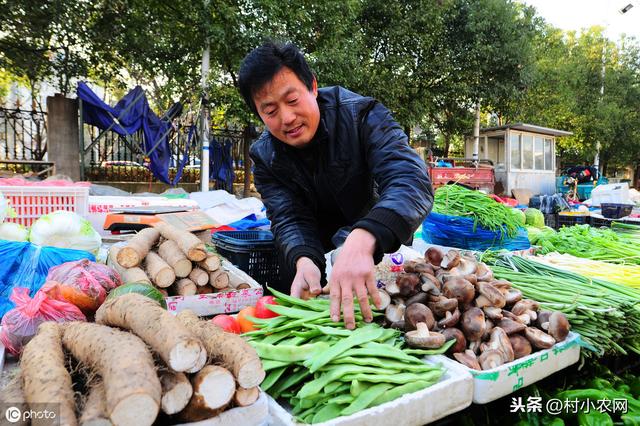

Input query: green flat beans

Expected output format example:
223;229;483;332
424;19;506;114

305;326;385;372
253;342;329;362
261;366;287;392
342;383;393;416
344;370;443;385
372;381;435;406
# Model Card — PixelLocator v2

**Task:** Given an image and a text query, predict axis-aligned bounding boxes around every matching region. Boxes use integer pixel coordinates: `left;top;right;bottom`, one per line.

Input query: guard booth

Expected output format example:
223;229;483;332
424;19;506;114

465;123;572;196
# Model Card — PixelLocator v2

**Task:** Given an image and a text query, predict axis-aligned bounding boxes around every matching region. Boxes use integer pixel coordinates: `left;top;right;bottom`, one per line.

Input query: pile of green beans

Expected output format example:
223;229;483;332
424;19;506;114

246;288;451;424
433;184;521;238
483;254;640;357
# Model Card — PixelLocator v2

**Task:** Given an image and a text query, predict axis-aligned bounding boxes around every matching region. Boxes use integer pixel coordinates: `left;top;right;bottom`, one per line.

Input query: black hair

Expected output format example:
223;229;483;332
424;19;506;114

238;41;315;116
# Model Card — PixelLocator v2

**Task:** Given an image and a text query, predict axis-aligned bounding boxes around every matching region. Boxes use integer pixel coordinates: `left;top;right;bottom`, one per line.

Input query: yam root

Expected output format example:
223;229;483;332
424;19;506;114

189;267;209;287
229;273;250;290
194;230;213;245
21;322;77;426
153;222;207;261
235;283;251;290
197;253;221;272
234;386;259;407
160;371;193;415
80;381;112;426
144;251;176;288
177;366;235;422
177;310;265;388
96;293;206;373
176;278;197;296
62;322;161;426
196;285;214;295
0;374;28;426
158;240;192;278
209;270;230;289
116;227;160;268
108;246;151;285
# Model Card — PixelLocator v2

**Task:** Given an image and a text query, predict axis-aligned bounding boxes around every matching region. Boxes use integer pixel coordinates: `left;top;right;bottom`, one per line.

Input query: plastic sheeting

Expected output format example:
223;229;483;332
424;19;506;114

0;240;95;318
422;212;530;251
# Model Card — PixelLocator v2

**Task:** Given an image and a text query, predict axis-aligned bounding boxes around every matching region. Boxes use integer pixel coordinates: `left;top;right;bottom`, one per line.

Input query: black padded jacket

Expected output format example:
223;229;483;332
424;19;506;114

249;86;434;278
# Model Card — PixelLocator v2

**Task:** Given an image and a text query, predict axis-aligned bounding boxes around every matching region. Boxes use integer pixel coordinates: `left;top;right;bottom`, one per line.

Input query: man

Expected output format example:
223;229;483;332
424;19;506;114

238;41;433;329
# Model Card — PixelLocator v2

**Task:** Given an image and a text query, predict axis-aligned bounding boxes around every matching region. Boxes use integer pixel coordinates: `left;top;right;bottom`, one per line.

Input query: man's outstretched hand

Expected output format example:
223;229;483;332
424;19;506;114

328;228;382;329
290;256;322;300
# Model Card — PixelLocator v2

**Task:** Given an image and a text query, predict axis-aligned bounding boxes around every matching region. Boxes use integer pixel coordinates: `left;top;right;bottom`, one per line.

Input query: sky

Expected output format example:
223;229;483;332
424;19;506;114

520;0;640;40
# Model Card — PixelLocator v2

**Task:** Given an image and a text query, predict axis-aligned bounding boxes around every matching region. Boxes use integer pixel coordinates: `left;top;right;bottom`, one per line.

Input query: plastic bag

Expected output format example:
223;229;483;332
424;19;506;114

422;212;530;251
42;259;122;313
0;240;95;318
0;287;86;355
29;210;102;254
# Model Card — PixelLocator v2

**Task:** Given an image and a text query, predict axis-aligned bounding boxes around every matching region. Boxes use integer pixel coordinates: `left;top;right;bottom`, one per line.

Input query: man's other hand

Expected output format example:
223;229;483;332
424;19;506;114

329;229;382;329
290;257;322;300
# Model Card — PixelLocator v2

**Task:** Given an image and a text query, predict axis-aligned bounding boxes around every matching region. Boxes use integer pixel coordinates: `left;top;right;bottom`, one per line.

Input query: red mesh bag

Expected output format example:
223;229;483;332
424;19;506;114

42;259;122;313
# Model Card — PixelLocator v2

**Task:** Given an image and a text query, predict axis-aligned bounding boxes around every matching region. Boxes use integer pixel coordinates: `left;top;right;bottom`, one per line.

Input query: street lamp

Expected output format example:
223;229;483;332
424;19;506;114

620;3;634;14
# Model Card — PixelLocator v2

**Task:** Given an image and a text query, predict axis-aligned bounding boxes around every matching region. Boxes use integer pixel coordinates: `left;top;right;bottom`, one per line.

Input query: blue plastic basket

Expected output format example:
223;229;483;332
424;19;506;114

212;231;280;288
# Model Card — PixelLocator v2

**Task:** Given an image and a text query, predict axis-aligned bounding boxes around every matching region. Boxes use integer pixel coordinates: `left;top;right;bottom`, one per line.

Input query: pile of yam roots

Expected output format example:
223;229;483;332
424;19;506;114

108;222;251;296
3;293;265;426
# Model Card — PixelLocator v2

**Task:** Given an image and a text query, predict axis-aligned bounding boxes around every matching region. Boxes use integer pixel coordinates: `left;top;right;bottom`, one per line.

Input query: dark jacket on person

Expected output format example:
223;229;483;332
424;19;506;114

249;86;433;284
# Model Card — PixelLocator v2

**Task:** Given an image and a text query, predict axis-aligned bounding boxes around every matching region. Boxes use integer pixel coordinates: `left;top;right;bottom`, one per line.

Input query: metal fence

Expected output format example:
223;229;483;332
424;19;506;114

80;108;247;186
0;108;52;175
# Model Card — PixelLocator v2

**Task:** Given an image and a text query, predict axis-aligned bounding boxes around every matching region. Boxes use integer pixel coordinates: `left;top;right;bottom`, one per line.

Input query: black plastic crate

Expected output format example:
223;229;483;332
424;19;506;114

601;203;634;219
543;213;558;230
557;214;589;228
212;231;280;288
590;216;614;228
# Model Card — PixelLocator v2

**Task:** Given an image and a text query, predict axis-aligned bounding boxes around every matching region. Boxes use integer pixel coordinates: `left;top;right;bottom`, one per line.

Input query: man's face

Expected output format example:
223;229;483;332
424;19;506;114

253;67;320;148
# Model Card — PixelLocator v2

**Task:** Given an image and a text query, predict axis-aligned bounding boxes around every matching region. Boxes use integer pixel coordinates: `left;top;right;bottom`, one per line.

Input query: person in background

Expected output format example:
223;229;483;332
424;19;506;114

238;41;433;329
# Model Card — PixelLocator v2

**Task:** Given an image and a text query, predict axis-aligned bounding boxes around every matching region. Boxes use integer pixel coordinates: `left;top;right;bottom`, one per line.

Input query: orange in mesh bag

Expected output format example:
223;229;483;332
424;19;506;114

42;259;122;313
0;287;86;355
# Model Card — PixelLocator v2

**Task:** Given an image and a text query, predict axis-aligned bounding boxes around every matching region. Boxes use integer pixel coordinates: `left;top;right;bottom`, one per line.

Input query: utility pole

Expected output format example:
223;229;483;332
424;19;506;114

200;3;211;192
473;102;481;165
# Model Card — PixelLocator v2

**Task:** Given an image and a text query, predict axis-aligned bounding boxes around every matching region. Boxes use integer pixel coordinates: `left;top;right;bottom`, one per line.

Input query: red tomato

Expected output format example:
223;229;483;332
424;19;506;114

211;314;241;334
254;296;279;319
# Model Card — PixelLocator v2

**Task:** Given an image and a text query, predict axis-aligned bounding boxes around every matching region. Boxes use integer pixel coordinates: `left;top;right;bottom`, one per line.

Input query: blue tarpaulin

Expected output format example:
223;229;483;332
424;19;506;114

210;137;234;191
77;82;189;185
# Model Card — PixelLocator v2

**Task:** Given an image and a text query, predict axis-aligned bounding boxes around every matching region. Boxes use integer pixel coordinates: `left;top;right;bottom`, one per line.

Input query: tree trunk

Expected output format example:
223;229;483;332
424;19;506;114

443;134;451;158
243;125;252;198
404;125;411;144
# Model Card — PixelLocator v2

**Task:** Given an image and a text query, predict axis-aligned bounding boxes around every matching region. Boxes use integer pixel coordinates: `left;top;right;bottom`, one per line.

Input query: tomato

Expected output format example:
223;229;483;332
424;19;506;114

211;314;241;334
237;306;258;333
254;295;279;319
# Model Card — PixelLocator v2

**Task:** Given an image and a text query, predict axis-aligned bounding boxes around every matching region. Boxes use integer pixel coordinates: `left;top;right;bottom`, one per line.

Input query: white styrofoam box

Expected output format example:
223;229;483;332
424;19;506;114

174;391;268;426
590;183;631;207
165;260;263;316
87;195;200;236
431;331;581;404
267;358;473;426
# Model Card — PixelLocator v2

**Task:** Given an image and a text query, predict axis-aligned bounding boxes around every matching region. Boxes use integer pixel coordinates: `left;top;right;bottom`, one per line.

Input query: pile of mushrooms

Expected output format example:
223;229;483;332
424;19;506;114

379;247;571;370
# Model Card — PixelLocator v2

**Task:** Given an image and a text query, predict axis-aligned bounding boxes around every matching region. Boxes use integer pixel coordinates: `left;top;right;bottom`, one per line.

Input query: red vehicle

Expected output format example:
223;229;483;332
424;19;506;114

428;158;495;193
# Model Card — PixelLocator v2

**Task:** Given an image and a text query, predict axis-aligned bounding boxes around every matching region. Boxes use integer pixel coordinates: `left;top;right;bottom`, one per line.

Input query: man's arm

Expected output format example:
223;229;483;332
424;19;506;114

250;147;326;297
353;100;434;255
329;100;433;328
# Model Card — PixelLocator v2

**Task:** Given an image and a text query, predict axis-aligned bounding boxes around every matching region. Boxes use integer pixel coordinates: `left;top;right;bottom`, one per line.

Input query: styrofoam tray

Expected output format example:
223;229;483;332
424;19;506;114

165;260;263;316
267;357;473;426
430;331;581;404
174;391;268;426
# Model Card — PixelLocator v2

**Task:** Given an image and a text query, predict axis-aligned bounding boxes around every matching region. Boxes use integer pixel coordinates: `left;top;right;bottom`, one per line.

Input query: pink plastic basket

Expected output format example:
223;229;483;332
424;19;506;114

0;186;89;227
